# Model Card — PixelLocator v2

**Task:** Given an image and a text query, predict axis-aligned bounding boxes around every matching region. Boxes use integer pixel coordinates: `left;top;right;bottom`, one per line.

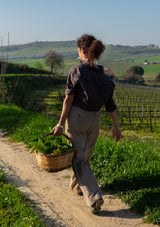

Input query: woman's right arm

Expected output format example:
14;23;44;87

109;111;121;142
52;94;74;136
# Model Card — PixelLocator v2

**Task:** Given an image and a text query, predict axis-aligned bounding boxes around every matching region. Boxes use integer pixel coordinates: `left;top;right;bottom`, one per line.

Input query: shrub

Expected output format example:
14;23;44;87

122;72;145;84
127;65;144;76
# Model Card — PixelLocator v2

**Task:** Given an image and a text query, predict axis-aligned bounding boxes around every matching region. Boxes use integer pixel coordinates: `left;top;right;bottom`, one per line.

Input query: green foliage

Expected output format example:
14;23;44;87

122;72;145;84
111;83;160;131
127;65;144;76
16;58;78;76
122;65;145;85
0;77;11;103
31;133;72;155
0;169;45;226
0;104;73;154
16;59;46;68
91;136;160;225
35;61;44;70
0;103;160;225
0;74;66;109
0;61;49;74
0;104;57;149
0;169;5;183
44;50;64;73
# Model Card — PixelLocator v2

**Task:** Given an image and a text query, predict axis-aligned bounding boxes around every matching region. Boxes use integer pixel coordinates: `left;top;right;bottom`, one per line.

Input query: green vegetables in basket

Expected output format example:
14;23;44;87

31;134;73;155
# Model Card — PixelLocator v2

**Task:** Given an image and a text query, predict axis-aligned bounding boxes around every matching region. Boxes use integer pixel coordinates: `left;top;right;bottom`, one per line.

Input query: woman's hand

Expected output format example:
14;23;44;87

52;125;63;136
113;125;121;142
109;111;121;142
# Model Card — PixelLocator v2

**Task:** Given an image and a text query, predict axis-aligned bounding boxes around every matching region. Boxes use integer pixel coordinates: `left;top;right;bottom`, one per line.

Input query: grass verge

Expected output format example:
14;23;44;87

0;168;45;226
0;103;59;226
0;103;58;148
91;136;160;225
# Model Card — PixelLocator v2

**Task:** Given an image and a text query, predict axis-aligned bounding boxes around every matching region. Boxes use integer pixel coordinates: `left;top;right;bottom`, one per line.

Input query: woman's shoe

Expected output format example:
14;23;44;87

91;198;104;214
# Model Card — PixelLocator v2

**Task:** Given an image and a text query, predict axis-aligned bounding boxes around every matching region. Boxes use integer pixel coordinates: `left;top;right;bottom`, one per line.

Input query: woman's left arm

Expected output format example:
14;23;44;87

52;94;74;136
109;111;121;142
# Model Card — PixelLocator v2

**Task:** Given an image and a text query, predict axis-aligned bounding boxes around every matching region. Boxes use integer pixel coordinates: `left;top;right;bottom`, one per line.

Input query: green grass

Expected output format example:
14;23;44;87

12;58;79;76
62;59;79;74
12;54;160;79
0;103;58;148
0;103;160;225
1;74;66;110
143;73;158;81
4;41;160;63
134;54;160;63
0;168;45;226
91;135;160;225
7;41;77;60
98;60;135;76
143;64;160;75
110;83;160;131
98;60;160;79
0;104;61;225
14;58;45;68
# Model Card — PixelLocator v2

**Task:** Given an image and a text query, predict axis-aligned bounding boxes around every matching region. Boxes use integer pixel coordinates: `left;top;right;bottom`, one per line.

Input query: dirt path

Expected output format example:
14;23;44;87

0;131;158;227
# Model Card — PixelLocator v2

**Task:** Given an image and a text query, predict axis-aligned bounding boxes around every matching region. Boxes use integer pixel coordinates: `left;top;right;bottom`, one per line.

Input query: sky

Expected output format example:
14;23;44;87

0;0;160;46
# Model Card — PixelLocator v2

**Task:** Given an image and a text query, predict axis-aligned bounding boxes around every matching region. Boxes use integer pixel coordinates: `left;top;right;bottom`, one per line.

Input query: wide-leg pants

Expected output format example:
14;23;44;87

65;106;102;206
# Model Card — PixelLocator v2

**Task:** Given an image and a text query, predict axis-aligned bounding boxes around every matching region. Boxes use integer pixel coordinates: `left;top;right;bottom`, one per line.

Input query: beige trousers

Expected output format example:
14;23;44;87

65;106;102;206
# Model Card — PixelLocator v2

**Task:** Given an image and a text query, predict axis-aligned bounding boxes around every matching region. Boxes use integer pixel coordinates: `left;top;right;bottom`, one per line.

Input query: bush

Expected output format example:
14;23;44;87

127;65;144;76
122;72;145;84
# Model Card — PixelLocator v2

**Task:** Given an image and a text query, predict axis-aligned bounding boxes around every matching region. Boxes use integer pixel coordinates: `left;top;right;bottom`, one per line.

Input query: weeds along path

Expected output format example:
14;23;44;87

0;131;158;227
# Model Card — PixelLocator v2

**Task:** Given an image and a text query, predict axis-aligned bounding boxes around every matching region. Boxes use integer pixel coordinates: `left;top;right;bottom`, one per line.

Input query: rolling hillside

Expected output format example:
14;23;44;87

1;40;160;62
1;41;160;79
1;40;77;61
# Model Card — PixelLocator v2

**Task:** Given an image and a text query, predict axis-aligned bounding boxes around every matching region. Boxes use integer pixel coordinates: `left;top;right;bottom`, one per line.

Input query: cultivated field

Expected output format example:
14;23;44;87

113;83;160;131
41;83;160;132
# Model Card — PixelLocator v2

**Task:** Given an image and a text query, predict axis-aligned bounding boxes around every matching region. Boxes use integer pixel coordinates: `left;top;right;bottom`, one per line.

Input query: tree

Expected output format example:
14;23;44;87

127;65;144;76
122;72;145;84
44;50;64;73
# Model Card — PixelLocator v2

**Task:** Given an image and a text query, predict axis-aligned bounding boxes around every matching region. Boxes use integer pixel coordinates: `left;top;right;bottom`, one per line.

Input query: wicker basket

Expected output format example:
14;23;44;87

34;133;75;172
35;149;74;172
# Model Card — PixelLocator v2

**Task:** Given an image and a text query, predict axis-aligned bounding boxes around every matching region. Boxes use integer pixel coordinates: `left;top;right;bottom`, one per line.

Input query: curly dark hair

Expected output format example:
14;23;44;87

77;34;105;62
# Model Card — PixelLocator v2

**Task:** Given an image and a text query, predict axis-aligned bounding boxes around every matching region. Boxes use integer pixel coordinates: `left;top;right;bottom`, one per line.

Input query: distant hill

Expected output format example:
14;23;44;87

102;44;160;62
1;40;77;61
1;40;160;62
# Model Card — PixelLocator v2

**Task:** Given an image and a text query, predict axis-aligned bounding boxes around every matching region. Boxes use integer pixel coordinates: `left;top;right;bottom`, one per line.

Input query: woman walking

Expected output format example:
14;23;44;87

52;34;121;214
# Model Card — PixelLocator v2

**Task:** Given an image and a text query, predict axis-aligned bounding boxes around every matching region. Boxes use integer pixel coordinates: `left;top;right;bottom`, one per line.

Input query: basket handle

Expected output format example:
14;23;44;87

43;132;70;141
